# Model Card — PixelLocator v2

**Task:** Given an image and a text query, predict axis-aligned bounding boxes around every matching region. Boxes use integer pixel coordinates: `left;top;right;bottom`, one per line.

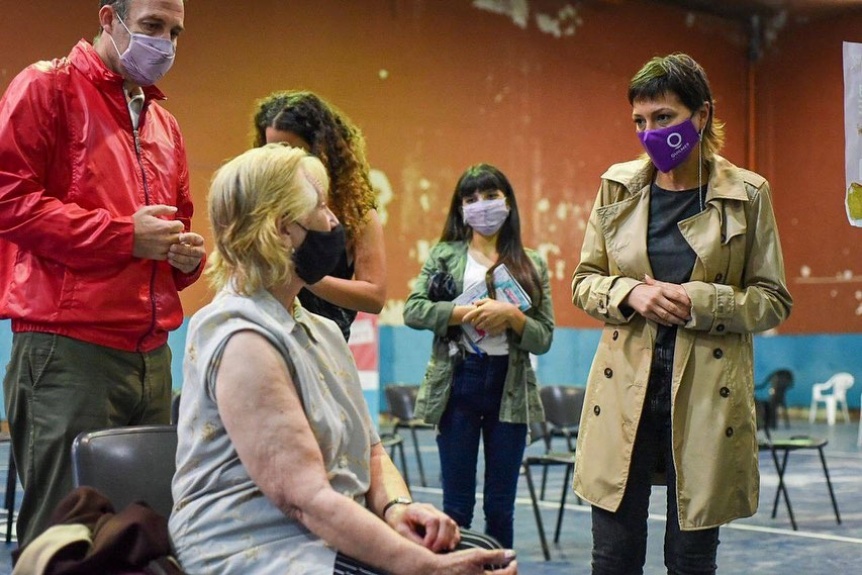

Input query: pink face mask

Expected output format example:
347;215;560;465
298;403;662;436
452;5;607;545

462;198;510;237
107;16;175;87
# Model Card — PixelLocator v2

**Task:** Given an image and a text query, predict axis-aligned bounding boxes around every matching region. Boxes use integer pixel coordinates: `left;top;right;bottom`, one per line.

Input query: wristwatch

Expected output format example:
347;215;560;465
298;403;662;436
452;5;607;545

382;496;413;516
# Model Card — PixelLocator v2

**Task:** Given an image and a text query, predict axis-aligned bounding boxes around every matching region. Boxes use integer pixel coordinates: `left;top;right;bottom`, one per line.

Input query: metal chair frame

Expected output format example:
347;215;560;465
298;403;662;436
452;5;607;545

538;386;585;500
756;400;841;531
384;384;434;487
522;420;575;561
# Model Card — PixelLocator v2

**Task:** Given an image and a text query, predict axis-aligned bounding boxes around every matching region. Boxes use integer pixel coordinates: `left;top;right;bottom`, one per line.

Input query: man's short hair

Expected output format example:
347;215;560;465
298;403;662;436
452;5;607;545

100;0;129;19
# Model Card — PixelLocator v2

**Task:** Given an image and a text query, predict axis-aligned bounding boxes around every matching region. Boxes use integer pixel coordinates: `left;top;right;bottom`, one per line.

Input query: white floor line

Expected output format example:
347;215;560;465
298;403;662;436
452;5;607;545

410;486;862;545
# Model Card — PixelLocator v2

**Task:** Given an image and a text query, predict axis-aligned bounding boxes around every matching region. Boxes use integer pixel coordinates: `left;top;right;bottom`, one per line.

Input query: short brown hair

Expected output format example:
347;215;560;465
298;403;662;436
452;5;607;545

628;53;725;157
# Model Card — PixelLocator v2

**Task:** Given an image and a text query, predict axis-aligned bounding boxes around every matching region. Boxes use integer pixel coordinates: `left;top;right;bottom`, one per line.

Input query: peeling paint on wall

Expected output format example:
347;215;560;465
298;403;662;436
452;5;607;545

472;0;530;29
370;168;393;225
472;0;583;39
535;4;581;38
380;299;406;326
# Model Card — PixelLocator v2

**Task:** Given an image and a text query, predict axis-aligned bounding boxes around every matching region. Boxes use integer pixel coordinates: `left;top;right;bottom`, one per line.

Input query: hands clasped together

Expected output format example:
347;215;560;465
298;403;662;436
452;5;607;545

462;299;517;337
132;204;205;274
626;274;692;327
386;503;518;574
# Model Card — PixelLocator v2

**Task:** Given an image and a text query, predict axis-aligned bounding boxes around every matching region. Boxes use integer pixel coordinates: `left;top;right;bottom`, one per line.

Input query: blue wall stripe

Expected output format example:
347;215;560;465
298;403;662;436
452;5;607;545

2;320;859;420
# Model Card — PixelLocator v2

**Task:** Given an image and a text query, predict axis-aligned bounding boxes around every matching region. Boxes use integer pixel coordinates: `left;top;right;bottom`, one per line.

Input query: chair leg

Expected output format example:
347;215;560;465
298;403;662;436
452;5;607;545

5;449;16;544
816;447;841;525
808;400;816;424
780;402;790;429
840;401;850;424
539;466;549;500
769;448;798;531
826;398;837;426
553;464;572;544
409;427;427;487
522;462;551;561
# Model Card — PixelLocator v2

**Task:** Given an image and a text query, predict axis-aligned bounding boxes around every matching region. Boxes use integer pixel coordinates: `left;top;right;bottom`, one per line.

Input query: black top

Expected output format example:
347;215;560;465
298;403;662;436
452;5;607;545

298;249;357;341
647;182;702;350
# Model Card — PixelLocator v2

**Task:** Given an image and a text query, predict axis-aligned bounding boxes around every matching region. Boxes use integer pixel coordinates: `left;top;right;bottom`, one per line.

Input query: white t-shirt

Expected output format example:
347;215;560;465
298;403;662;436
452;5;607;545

461;253;509;356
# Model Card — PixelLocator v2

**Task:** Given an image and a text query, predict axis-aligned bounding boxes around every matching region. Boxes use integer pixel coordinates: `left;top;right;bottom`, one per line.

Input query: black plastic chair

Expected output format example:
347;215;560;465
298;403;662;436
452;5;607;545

384;384;434;487
538;386;585;499
171;392;181;426
71;425;177;519
755;399;841;531
522;420;576;561
756;369;794;429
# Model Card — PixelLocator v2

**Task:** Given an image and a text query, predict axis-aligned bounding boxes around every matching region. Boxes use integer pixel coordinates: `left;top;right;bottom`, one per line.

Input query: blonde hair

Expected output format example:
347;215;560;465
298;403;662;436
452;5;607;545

206;144;330;294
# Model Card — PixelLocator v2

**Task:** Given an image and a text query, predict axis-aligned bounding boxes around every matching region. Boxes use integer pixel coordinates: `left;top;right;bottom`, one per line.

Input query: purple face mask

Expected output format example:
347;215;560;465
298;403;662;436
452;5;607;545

637;118;700;173
462;198;509;237
108;16;175;87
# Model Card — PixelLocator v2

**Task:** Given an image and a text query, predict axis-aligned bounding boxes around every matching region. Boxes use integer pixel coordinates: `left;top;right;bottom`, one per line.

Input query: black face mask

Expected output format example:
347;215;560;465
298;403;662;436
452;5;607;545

293;223;346;284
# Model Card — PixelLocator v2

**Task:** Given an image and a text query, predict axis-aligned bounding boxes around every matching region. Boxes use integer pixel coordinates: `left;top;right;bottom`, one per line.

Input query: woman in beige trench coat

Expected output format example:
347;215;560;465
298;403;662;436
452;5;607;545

571;54;792;575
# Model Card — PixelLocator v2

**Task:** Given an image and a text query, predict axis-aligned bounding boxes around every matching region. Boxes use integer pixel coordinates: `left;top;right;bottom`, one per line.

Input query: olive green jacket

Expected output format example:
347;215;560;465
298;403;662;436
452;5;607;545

571;155;792;529
403;241;555;425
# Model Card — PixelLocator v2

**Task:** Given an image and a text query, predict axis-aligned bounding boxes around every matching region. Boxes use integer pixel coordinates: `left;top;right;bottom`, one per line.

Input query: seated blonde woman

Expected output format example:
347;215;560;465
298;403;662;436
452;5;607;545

169;144;517;575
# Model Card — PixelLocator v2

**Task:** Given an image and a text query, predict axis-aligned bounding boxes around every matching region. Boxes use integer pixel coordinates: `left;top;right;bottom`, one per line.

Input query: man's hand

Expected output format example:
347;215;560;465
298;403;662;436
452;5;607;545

132;205;185;260
625;274;692;326
168;232;205;274
385;502;461;552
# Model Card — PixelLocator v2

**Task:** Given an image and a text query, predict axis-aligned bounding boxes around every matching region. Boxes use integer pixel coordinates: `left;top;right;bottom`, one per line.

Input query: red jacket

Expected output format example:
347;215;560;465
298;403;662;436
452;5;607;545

0;40;202;352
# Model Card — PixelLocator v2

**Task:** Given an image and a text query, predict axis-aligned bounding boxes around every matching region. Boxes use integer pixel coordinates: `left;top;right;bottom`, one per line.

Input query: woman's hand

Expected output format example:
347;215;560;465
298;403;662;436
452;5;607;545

462;299;521;336
625;275;692;326
386;502;460;552
428;548;518;574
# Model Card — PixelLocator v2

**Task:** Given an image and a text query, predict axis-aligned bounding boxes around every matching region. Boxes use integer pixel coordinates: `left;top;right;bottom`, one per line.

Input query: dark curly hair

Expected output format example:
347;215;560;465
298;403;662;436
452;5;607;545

252;91;376;242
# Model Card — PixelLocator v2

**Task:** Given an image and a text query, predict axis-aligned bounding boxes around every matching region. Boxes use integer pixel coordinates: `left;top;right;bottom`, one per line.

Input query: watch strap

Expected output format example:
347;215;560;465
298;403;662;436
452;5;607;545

382;496;413;516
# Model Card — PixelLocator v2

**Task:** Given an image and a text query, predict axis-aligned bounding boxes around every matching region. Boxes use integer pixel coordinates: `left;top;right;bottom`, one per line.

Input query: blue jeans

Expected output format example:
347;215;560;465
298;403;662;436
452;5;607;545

436;353;526;548
591;345;720;575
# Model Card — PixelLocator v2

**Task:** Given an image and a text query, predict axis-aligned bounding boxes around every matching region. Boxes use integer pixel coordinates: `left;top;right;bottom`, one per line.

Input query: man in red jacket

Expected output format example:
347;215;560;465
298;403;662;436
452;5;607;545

0;0;204;546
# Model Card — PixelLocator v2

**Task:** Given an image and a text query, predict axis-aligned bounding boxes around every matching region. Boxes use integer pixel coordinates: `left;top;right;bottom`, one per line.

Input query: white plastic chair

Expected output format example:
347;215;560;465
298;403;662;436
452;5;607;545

808;372;855;425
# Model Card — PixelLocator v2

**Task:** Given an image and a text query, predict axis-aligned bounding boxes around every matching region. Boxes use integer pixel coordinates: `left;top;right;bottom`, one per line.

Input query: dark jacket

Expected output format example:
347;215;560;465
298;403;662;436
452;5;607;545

12;486;184;575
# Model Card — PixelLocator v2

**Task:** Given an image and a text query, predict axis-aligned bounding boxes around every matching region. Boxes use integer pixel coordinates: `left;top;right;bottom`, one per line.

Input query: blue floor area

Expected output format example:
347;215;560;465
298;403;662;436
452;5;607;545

1;417;861;574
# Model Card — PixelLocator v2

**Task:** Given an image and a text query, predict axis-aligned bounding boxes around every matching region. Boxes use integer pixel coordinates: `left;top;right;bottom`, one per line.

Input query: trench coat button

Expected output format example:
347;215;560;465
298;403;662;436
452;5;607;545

725;427;734;437
719;387;730;398
593;405;601;416
713;348;723;359
715;273;723;282
604;368;613;378
612;330;619;340
716;324;725;332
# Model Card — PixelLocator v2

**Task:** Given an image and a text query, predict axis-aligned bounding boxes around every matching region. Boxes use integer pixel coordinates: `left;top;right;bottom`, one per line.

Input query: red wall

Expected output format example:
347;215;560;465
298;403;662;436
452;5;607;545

755;13;862;333
2;1;857;334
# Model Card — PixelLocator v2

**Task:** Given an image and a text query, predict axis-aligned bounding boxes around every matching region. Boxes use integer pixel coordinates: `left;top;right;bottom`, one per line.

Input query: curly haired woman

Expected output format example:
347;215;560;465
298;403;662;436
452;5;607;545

252;91;385;340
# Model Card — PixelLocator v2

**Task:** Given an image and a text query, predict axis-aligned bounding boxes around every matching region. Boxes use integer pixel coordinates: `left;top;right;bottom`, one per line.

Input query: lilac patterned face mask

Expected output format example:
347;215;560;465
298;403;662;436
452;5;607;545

637;117;700;173
462;198;509;236
108;16;175;87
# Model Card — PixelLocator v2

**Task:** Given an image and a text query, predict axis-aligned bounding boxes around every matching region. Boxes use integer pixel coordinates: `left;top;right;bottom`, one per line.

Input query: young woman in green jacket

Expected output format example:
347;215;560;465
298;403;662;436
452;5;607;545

404;164;554;548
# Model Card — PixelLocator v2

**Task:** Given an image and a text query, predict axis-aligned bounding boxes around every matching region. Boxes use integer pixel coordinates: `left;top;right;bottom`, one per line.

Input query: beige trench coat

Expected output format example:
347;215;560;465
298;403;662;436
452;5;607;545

571;155;792;530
